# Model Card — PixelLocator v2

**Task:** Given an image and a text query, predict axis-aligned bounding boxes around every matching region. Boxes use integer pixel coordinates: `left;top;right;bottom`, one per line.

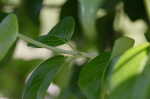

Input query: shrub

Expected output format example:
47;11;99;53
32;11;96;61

0;0;150;99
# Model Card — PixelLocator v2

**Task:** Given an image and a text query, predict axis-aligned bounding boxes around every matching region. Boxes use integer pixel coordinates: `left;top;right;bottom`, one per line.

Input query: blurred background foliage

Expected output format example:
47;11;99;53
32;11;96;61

0;0;150;99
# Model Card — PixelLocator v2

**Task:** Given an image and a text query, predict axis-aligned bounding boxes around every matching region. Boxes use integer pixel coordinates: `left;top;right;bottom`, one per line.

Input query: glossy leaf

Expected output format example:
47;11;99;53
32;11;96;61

22;56;66;99
30;17;75;47
111;37;135;59
108;43;150;99
0;14;18;61
79;52;110;99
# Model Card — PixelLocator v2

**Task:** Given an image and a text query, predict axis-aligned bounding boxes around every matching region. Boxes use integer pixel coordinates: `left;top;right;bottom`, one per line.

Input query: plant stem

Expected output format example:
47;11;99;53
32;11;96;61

18;33;94;58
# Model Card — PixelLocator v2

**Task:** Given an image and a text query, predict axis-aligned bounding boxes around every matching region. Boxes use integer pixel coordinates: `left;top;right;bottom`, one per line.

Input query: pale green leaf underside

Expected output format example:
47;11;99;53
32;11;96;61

79;0;104;40
0;14;18;61
111;36;135;59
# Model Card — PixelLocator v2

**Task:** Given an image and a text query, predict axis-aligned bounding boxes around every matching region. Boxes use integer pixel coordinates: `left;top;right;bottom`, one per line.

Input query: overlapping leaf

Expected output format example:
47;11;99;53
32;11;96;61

78;37;134;99
22;56;66;99
108;43;150;99
79;52;110;99
131;55;150;99
110;37;135;59
30;17;75;47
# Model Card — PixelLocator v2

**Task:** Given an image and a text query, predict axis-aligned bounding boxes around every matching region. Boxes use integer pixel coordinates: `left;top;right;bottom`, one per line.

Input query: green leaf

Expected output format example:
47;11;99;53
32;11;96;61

22;56;66;99
0;58;42;98
111;37;135;59
108;43;150;99
79;52;110;99
79;0;103;42
29;17;75;47
0;14;18;61
58;65;87;99
54;58;73;89
131;55;150;99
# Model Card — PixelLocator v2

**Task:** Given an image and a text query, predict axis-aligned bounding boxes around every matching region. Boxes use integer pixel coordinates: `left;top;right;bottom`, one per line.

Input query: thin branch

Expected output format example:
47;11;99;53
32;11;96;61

18;33;94;58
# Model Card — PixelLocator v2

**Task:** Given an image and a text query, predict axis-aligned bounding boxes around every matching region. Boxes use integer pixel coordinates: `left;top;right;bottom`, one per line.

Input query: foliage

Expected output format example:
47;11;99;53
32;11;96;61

0;0;150;99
